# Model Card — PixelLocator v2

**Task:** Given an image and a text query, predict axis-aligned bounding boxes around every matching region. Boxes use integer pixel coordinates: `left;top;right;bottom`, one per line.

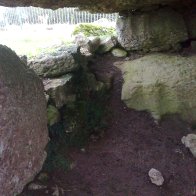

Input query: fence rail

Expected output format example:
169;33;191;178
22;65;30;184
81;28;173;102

0;6;118;29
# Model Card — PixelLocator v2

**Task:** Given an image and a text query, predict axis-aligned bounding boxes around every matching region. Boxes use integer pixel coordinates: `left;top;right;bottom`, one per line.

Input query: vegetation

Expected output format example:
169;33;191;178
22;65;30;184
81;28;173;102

0;26;74;58
43;68;109;172
73;23;116;37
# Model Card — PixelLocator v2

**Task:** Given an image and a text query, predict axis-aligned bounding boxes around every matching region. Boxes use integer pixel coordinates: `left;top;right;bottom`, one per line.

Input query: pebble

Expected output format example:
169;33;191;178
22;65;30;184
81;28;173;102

148;168;164;186
181;134;196;158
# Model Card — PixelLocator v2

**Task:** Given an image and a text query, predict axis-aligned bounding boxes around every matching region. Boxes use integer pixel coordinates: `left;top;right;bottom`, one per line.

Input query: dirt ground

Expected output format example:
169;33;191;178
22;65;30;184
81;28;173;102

21;54;196;196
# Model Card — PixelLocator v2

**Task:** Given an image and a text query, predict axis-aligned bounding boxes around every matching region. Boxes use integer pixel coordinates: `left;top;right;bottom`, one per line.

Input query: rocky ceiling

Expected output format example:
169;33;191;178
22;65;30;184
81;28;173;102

0;0;194;12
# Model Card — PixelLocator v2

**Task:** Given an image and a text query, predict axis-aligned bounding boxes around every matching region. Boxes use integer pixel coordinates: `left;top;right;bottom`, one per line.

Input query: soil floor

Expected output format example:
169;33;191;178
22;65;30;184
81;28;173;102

21;54;196;196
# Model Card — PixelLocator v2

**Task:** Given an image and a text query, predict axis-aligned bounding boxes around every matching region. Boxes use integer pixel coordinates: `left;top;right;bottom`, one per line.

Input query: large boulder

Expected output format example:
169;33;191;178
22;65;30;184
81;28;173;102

121;53;196;123
0;45;48;196
0;0;193;13
28;45;86;78
116;8;188;52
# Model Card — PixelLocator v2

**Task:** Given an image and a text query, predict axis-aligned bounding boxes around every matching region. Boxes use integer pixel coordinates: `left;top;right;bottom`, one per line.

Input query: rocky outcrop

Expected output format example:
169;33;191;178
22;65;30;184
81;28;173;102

0;45;48;196
28;45;85;78
0;0;193;13
120;53;196;123
116;8;188;52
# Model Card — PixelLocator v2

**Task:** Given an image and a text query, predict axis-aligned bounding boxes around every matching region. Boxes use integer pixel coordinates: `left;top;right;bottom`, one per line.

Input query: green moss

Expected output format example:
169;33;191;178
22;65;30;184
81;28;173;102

47;105;61;126
73;23;116;37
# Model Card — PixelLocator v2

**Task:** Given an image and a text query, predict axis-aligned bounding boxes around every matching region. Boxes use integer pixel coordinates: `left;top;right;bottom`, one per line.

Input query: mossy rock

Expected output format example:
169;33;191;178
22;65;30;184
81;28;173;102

121;53;196;123
73;23;116;37
47;105;61;126
111;48;127;57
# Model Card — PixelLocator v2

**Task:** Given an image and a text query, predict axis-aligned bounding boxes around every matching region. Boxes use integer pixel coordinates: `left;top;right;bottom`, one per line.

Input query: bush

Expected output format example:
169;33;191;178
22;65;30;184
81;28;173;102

72;23;116;37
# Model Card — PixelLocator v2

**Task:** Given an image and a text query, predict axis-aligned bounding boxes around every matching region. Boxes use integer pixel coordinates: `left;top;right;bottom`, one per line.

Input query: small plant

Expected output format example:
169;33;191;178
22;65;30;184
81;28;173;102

72;23;116;37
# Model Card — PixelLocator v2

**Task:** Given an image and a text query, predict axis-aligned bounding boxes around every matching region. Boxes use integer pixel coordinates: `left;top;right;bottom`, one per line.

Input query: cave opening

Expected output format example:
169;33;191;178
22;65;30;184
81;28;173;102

0;6;118;57
0;1;196;196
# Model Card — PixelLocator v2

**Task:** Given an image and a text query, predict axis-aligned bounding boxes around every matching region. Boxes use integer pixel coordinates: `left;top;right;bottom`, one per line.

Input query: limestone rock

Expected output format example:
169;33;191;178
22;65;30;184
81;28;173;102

117;8;188;52
28;45;84;78
74;34;101;55
121;53;196;123
97;36;117;54
0;45;48;196
148;168;164;186
44;74;75;109
181;134;196;158
47;105;61;126
111;48;127;57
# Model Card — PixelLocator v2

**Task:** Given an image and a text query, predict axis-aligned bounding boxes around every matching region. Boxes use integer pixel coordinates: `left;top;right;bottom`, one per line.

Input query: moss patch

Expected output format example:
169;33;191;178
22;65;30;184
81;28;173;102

73;23;116;37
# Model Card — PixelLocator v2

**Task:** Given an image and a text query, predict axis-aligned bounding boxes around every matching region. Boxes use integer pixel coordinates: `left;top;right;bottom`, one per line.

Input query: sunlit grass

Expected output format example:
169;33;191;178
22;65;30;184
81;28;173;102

0;24;75;58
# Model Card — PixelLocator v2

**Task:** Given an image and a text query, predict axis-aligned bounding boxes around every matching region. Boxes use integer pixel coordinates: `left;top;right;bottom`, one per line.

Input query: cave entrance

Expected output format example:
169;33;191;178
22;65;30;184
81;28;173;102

0;6;118;57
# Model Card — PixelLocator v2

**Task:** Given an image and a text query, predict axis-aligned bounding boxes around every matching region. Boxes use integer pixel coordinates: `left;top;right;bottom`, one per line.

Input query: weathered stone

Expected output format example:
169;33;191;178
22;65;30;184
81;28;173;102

148;168;164;186
121;53;196;123
28;45;84;78
97;36;117;54
44;74;75;108
181;134;196;158
0;45;48;196
74;34;101;55
74;33;89;48
0;0;193;13
88;37;101;54
19;55;27;65
111;48;127;57
117;8;188;52
86;73;105;92
47;105;61;126
94;70;115;90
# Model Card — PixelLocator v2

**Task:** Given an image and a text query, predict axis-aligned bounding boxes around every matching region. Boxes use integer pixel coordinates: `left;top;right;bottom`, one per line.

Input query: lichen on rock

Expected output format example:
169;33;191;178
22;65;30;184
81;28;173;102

28;45;85;78
121;53;196;123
